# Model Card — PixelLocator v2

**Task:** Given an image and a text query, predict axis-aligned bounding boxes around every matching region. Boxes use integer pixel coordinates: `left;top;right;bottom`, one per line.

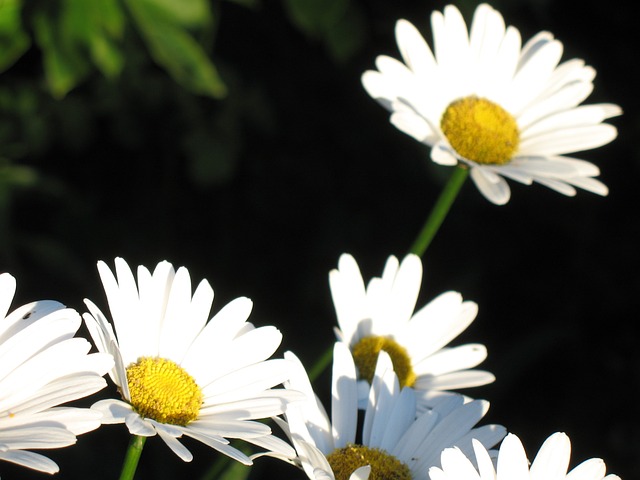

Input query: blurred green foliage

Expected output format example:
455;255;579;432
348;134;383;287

1;0;225;98
283;0;366;62
0;0;368;273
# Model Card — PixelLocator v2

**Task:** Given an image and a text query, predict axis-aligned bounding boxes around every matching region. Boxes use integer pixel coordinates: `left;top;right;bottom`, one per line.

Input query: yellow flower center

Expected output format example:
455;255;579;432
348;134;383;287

352;336;416;388
440;96;519;165
126;357;203;426
327;444;412;480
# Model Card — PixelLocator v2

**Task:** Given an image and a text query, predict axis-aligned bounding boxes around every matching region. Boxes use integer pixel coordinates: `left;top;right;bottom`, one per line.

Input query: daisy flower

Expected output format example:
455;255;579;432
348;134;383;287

362;3;621;204
82;258;298;464
430;432;620;480
0;272;112;474
330;253;494;412
278;342;505;480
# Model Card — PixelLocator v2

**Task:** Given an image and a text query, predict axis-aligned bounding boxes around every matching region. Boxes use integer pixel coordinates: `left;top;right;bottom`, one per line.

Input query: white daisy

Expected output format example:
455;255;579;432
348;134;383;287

430;432;620;480
362;3;621;204
82;258;298;464
0;272;113;474
330;253;494;412
278;342;505;480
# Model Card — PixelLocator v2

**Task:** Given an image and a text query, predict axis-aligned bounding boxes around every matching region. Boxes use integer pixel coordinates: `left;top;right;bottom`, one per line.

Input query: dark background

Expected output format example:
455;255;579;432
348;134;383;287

1;0;638;478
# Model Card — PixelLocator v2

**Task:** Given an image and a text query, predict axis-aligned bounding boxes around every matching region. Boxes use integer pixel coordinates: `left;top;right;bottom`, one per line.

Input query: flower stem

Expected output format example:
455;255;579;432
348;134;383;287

409;166;468;257
308;345;334;382
119;435;146;480
301;168;468;389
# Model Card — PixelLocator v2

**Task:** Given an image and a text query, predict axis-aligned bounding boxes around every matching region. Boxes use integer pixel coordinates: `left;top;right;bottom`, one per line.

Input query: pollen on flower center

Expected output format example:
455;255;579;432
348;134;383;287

440;96;519;165
327;444;412;480
126;357;203;426
352;336;416;388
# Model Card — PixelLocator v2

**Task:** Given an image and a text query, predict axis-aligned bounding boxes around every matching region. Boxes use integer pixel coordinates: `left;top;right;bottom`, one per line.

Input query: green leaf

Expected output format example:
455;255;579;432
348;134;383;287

282;0;365;60
133;0;212;28
324;2;366;62
30;0;125;97
125;0;226;98
0;0;31;72
32;10;90;99
60;0;126;78
0;165;38;188
283;0;348;36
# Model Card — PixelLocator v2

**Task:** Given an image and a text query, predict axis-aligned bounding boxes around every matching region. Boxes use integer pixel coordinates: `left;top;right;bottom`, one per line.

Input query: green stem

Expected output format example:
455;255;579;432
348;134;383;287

119;435;146;480
409;166;468;257
308;345;333;382
284;168;468;399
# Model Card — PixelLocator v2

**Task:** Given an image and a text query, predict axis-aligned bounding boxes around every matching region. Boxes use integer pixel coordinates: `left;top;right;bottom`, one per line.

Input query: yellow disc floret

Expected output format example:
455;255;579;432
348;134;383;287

327;444;412;480
440;96;519;165
126;357;203;426
352;336;416;388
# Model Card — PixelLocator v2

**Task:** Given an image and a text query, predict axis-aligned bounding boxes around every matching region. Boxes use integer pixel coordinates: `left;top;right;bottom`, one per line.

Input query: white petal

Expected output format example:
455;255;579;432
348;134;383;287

156;427;193;462
91;398;132;424
519;124;618;156
0;423;76;449
363;351;399;448
564;176;608;196
351;465;372;480
414;343;488;377
137;260;175;356
34;407;103;435
473;438;498;480
391;111;437;144
470;167;511;205
182;297;253;369
184;428;253;465
439;446;482;479
566;458;607;480
432;5;471;77
244;434;296;459
396;19;437;77
440;424;507;464
510;39;563;112
497;433;530;480
413;400;490;472
1;299;66;345
202;359;291;404
531;177;576;196
515;81;594;130
0;450;60;474
522;104;621;140
329;254;368;347
530;432;571;480
189;325;282;385
376;254;422;329
507;157;583;178
331;342;358;449
361;71;395;109
125;412;157;436
392;408;439;462
399;292;476;359
416;369;496;391
378;387;416;453
98;258;139;364
283;351;333;451
431;142;459;166
160;271;212;362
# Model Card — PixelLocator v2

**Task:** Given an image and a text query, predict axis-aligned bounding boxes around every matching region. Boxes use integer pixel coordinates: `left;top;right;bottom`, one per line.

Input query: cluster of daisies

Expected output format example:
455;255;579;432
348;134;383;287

1;2;620;479
0;253;621;479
